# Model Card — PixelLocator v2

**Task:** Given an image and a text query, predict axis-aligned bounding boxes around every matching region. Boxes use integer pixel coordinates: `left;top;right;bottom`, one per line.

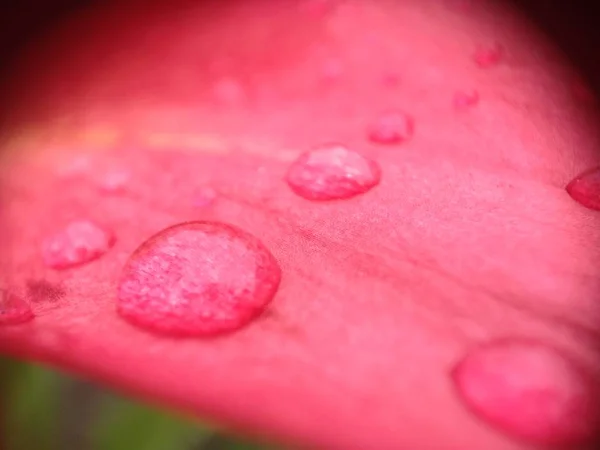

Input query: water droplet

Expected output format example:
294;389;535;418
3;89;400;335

0;289;34;325
286;144;381;201
367;111;414;145
194;187;217;207
117;221;281;337
453;89;479;109
452;339;600;446
473;43;503;68
42;220;116;270
566;167;600;211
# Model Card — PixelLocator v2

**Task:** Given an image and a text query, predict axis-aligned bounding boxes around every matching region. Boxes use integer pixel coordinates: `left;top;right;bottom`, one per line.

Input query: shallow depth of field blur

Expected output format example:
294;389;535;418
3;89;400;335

1;358;281;450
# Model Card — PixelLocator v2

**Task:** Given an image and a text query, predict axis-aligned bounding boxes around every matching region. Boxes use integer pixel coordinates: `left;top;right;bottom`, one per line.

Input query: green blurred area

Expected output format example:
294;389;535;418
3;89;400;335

1;358;280;450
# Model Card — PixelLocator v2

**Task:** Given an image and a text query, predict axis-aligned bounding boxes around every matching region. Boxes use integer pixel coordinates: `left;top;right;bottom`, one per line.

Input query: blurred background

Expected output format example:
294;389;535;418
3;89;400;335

0;358;281;450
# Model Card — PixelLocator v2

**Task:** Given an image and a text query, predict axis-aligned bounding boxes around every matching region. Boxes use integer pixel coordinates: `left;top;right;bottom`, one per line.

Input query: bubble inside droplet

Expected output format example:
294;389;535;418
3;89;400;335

0;289;34;325
286;144;381;201
367;111;414;145
117;221;281;337
452;339;600;446
42;220;116;270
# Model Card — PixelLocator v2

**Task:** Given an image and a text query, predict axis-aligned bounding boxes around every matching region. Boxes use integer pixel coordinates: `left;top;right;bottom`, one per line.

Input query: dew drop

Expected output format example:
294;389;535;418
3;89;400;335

117;221;281;337
452;339;600;446
453;89;479;109
473;43;503;68
0;289;34;325
566;167;600;211
286;144;381;201
42;220;116;270
367;111;414;145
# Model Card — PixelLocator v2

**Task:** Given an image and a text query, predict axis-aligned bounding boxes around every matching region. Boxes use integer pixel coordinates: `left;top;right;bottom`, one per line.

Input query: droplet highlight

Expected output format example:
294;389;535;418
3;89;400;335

42;220;116;270
473;43;503;68
566;167;600;211
452;339;600;446
286;144;381;201
117;221;281;337
367;111;414;145
0;289;34;325
453;89;479;109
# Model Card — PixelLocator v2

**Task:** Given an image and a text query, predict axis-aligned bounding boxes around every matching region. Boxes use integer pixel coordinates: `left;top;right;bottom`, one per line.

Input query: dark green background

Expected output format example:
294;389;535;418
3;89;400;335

1;358;281;450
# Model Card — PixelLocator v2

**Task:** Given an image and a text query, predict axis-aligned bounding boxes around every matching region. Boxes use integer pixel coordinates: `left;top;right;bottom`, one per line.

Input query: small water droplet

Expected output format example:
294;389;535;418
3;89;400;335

194;187;217;208
42;220;116;270
367;111;414;145
566;167;600;211
453;89;479;109
473;43;503;68
286;144;381;201
452;339;600;446
117;221;281;337
0;289;34;325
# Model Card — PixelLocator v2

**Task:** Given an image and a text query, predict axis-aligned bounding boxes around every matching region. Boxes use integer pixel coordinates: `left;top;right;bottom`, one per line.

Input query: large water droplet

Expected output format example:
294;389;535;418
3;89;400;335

566;167;600;211
473;43;503;68
452;339;600;446
286;144;381;201
367;111;414;145
0;289;34;325
42;220;116;270
453;89;479;109
117;221;281;337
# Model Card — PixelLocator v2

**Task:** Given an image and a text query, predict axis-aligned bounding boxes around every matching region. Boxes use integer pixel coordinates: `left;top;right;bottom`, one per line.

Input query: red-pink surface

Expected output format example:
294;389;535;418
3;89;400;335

1;0;600;449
